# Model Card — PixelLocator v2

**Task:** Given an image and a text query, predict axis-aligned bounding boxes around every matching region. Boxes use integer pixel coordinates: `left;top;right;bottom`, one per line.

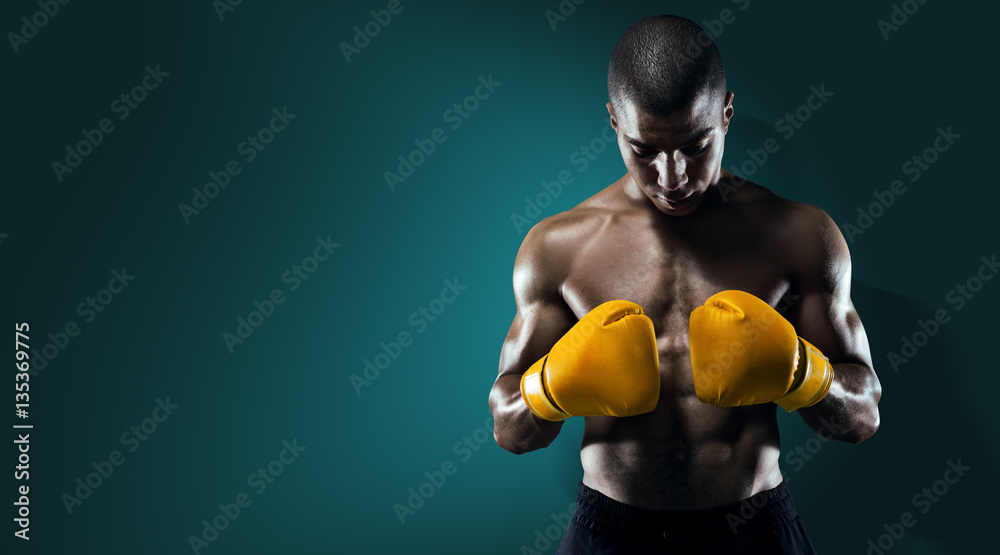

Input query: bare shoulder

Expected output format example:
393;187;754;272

513;198;617;302
782;198;847;260
757;191;851;284
720;177;850;278
723;177;840;246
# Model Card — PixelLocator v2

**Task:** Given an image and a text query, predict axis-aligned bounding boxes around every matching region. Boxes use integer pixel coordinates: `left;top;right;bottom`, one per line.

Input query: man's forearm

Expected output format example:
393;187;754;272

490;374;564;454
798;362;881;444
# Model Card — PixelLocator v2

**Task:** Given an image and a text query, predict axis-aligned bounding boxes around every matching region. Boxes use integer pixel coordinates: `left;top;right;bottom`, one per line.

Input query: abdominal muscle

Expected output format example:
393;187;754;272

560;182;792;511
578;370;785;512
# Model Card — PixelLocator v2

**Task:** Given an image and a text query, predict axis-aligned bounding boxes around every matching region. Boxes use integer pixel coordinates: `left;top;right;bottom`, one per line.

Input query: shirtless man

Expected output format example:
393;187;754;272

489;15;882;554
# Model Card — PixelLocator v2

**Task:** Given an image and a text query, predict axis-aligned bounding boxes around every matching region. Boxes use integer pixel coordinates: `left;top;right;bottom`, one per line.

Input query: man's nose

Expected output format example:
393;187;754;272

655;151;687;191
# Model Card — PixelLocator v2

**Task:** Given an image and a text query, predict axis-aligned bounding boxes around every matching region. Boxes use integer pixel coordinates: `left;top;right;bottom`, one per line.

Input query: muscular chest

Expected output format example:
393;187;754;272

560;215;794;343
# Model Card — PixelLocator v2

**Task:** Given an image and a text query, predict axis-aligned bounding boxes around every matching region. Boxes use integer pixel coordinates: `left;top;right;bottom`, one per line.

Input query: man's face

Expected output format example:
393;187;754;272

608;89;734;217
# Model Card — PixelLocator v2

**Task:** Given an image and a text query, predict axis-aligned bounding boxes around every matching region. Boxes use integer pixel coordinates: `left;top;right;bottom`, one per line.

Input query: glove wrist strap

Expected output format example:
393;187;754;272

520;356;570;422
776;338;834;412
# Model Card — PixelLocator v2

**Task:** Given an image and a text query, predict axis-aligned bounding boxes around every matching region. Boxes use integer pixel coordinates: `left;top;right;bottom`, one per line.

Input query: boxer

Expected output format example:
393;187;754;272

489;15;881;554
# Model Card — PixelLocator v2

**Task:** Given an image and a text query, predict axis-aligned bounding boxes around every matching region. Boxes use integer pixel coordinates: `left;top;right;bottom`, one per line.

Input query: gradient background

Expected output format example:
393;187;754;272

3;0;997;553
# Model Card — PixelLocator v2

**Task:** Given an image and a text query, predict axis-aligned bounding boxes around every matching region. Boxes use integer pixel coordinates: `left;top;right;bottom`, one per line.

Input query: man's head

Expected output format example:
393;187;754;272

607;15;734;216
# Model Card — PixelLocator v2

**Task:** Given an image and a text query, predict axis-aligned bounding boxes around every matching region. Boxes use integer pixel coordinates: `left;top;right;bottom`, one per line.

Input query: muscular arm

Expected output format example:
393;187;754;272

490;224;577;454
789;206;882;444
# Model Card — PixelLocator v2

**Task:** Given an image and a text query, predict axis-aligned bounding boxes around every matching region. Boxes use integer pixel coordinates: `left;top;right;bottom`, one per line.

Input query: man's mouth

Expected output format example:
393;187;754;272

660;192;694;210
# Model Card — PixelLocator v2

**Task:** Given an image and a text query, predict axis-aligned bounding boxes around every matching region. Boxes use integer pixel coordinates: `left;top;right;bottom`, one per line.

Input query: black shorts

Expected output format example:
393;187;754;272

557;481;818;554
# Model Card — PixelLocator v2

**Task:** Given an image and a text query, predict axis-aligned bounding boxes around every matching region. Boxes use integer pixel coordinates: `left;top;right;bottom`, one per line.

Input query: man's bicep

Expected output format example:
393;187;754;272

497;234;576;380
497;302;576;380
792;208;873;368
796;265;873;368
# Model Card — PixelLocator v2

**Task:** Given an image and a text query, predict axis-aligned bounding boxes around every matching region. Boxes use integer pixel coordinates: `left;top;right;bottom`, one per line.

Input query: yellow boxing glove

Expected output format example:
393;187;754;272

688;290;834;412
520;300;660;421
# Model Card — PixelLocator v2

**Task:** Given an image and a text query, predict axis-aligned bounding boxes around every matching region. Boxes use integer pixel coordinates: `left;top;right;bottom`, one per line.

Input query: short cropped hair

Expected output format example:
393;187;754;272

608;15;727;117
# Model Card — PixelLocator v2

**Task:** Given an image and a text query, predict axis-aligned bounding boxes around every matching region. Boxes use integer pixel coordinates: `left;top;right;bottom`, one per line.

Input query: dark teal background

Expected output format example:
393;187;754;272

3;0;997;553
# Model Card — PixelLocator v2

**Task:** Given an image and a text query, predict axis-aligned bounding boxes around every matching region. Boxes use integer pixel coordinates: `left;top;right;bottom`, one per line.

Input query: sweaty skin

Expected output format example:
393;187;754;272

490;90;881;511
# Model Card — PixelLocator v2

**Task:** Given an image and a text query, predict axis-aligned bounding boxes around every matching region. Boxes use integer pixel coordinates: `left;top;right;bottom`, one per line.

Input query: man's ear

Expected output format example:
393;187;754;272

606;102;618;131
722;92;734;134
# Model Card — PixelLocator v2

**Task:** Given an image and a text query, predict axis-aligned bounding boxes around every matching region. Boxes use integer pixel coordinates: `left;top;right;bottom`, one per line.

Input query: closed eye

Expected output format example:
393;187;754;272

632;142;710;159
684;142;710;156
